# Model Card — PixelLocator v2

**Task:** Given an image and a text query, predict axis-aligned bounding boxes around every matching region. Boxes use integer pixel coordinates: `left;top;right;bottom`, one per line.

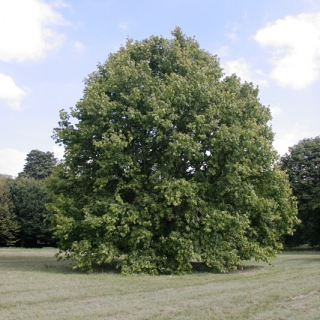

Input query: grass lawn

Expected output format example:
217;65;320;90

0;248;319;319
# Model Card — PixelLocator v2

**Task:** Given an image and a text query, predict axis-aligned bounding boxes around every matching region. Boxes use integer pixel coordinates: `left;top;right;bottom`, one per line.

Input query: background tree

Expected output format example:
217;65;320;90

9;177;54;247
47;28;298;274
281;137;320;247
19;149;57;180
0;175;20;246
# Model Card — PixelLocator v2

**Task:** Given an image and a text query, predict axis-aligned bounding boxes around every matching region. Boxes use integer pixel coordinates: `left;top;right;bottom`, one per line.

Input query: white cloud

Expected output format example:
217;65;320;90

269;105;282;116
273;125;315;156
224;58;251;80
225;22;240;41
254;12;320;89
226;33;237;41
0;73;27;109
216;46;229;59
0;0;67;62
51;0;70;8
0;148;26;177
118;23;128;29
53;145;64;159
73;41;87;54
223;58;269;87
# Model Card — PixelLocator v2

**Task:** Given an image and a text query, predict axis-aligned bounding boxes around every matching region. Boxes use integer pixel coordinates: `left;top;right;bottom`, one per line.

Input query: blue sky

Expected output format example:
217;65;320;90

1;0;319;176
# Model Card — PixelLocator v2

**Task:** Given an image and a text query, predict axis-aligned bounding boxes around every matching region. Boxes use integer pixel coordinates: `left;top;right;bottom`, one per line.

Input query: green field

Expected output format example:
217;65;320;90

0;248;319;319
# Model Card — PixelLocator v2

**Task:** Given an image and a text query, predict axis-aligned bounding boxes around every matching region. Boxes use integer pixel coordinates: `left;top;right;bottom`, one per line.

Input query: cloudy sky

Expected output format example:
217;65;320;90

1;0;319;176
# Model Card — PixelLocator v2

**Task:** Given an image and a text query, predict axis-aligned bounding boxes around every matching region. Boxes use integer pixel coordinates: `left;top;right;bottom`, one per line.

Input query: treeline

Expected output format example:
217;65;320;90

281;136;320;248
0;150;57;247
0;136;319;250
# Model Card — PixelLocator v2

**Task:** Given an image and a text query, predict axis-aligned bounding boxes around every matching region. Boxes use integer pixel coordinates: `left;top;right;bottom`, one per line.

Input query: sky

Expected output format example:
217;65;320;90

0;0;319;176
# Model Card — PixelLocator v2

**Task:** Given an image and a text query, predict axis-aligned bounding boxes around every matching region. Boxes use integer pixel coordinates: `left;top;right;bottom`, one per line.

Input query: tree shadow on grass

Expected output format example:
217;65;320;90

0;250;78;274
0;249;124;275
190;261;266;274
0;249;274;275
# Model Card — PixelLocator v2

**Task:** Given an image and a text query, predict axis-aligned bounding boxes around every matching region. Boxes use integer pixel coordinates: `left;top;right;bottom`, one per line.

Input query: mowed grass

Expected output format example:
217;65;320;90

0;248;319;320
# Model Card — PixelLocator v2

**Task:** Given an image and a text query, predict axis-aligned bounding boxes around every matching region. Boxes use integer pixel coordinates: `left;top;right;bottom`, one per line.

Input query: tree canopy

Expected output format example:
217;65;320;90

281;137;320;247
9;177;53;247
47;28;298;274
19;149;57;180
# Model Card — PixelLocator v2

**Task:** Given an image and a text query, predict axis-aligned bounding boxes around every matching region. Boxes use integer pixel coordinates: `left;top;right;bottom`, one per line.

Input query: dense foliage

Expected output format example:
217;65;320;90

9;177;54;247
19;149;57;180
0;149;57;247
281;137;320;247
0;175;20;246
47;28;298;274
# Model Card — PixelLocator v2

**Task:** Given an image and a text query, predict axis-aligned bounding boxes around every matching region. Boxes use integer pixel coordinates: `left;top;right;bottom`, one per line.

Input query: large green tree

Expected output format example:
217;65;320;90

281;137;320;247
0;175;20;246
19;149;57;180
47;28;298;274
